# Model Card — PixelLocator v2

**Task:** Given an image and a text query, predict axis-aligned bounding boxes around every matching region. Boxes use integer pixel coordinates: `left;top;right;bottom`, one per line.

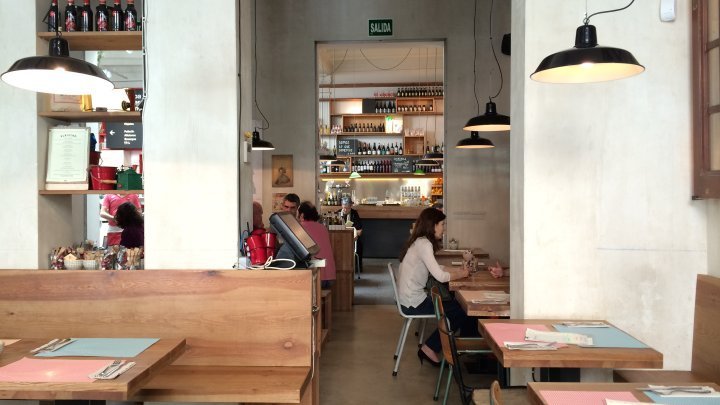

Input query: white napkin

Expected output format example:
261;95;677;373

525;328;593;346
89;361;136;380
557;321;609;328
504;341;557;350
645;385;720;397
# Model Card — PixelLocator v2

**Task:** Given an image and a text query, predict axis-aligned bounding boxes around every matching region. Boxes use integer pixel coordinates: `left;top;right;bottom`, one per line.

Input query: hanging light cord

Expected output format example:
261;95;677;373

583;0;635;25
254;0;270;131
359;48;413;71
488;0;503;102
472;0;480;115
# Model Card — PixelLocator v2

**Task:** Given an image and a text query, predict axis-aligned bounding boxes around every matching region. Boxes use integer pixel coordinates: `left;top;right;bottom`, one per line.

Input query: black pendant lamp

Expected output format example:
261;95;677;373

251;130;275;151
2;29;113;95
458;0;508;148
530;0;644;83
416;158;440;167
456;131;494;149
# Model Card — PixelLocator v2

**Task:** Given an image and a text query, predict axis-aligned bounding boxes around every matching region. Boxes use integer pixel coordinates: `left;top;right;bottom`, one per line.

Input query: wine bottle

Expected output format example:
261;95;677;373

79;0;93;31
399;144;403;155
124;0;138;31
65;0;78;32
47;0;59;32
110;0;124;31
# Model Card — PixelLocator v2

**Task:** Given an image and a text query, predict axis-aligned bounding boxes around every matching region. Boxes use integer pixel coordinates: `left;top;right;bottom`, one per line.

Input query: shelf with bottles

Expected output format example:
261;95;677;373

39;111;142;123
37;31;142;51
320;173;442;179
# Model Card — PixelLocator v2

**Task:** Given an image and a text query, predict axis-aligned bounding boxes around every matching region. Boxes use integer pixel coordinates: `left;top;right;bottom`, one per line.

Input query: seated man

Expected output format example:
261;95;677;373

338;197;363;272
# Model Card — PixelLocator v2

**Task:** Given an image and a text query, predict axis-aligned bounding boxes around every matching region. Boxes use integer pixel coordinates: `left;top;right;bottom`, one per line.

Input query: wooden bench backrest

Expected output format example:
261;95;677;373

692;274;720;383
0;270;313;367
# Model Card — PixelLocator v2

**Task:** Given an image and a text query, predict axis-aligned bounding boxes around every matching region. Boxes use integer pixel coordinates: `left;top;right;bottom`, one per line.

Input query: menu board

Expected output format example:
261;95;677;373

391;156;417;173
45;127;90;190
337;138;357;155
105;122;143;149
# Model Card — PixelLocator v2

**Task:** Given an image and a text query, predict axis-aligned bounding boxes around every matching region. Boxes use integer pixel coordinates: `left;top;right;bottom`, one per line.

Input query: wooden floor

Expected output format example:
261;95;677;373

319;259;528;404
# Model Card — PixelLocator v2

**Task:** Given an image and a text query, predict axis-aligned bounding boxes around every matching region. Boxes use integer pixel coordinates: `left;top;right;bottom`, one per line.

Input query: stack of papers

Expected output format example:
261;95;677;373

526;328;593;346
504;341;557;350
470;292;509;304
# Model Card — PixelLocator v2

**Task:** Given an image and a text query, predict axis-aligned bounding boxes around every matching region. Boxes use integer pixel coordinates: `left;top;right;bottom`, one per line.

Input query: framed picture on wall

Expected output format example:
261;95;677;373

272;193;287;212
271;154;293;187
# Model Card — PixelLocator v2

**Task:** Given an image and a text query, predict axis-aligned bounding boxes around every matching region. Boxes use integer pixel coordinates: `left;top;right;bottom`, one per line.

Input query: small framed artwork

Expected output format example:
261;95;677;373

271;154;293;187
272;193;287;212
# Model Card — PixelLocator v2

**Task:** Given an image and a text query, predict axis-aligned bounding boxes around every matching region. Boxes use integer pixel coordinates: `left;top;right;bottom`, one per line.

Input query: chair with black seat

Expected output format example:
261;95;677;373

387;262;434;376
431;287;492;405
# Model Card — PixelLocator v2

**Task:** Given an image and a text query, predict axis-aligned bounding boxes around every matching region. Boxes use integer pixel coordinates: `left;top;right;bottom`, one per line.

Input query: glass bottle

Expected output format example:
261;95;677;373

110;0;124;31
47;0;59;32
124;0;137;30
64;0;78;32
79;0;93;31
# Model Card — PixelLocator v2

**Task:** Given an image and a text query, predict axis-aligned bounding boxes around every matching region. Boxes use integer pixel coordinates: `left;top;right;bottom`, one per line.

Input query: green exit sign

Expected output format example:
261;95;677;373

369;19;393;37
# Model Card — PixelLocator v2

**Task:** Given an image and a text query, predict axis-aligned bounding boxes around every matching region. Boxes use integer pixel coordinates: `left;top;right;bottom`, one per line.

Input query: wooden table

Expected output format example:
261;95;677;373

448;269;510;291
478;319;663;369
527;382;720;404
0;338;185;400
456;290;510;317
435;248;489;258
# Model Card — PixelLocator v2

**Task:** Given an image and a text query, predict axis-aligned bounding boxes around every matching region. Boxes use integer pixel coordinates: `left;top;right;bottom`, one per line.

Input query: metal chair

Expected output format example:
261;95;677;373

387;262;434;376
430;287;491;405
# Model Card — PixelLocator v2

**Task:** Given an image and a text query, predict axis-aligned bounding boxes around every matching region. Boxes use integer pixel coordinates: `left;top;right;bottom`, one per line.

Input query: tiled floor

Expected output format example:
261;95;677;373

319;259;528;404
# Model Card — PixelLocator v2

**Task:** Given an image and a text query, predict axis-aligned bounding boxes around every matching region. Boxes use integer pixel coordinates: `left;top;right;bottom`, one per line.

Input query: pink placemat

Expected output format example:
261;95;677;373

484;323;550;344
0;357;113;382
539;390;640;405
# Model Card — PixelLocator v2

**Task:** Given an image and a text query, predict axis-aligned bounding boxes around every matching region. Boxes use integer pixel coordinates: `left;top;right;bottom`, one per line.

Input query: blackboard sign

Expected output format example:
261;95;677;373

392;156;417;173
337;138;357;155
105;122;143;149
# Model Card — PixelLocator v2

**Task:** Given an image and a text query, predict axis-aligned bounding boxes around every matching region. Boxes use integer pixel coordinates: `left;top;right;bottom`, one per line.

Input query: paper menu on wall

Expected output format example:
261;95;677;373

525;328;593;346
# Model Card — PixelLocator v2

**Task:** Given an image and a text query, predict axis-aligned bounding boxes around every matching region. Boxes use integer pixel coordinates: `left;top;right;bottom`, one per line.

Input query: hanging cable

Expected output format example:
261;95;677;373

489;0;503;101
359;48;413;71
253;0;269;131
472;0;480;115
584;0;635;25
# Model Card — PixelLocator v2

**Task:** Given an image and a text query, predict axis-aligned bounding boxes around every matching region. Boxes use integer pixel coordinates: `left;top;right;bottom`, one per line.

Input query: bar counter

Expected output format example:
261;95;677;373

321;204;425;219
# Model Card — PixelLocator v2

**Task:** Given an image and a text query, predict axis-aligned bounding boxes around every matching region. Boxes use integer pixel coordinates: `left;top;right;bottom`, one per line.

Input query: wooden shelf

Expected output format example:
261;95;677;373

40;189;143;195
320;173;441;179
331;154;421;158
39;111;141;123
321;132;402;136
396;111;443;115
37;31;142;51
319;81;443;89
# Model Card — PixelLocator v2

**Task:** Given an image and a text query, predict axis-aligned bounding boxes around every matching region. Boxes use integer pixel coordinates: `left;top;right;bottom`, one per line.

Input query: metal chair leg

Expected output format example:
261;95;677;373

418;318;427;343
433;357;446;400
393;318;413;376
442;366;453;405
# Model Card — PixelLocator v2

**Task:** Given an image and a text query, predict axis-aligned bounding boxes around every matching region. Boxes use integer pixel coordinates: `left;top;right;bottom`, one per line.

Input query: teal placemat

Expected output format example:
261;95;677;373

645;391;720;404
35;338;159;358
553;325;649;348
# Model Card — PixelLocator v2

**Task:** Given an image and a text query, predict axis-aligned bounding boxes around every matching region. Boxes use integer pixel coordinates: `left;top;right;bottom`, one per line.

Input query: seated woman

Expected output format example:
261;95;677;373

114;201;144;248
298;201;336;289
397;207;477;366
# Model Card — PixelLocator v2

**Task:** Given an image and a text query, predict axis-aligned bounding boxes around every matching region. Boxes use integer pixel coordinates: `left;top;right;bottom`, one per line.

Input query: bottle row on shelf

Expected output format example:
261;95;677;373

397;104;433;112
397;86;443;98
342;123;386;133
355;142;403;156
48;0;138;33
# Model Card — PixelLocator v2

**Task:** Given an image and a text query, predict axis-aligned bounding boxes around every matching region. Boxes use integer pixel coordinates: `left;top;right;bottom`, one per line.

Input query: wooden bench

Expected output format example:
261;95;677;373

0;269;319;404
321;289;332;345
614;274;720;384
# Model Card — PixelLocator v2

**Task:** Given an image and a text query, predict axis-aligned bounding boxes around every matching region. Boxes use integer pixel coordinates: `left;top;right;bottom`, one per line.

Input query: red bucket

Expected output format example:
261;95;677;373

89;166;117;190
246;234;268;265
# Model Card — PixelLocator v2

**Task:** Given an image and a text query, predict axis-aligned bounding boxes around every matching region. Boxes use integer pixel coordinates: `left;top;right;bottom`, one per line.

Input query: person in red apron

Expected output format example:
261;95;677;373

100;193;142;246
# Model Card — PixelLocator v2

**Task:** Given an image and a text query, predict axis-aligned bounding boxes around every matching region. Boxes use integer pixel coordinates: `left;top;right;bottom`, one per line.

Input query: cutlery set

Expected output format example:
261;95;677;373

30;339;134;379
638;385;717;395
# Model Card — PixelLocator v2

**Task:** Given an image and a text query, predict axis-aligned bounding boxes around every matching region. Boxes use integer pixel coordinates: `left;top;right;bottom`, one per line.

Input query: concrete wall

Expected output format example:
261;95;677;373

143;0;239;268
514;0;705;370
254;0;511;262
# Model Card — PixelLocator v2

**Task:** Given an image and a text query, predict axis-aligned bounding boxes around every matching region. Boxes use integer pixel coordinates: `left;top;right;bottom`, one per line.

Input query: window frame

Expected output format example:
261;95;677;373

693;0;720;198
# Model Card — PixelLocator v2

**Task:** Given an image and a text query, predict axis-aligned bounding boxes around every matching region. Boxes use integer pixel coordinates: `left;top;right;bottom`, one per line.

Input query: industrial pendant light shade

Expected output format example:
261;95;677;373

422;152;444;161
1;37;113;95
319;154;338;162
530;24;644;83
348;171;361;179
251;130;275;150
327;159;345;167
463;101;510;132
456;131;495;149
